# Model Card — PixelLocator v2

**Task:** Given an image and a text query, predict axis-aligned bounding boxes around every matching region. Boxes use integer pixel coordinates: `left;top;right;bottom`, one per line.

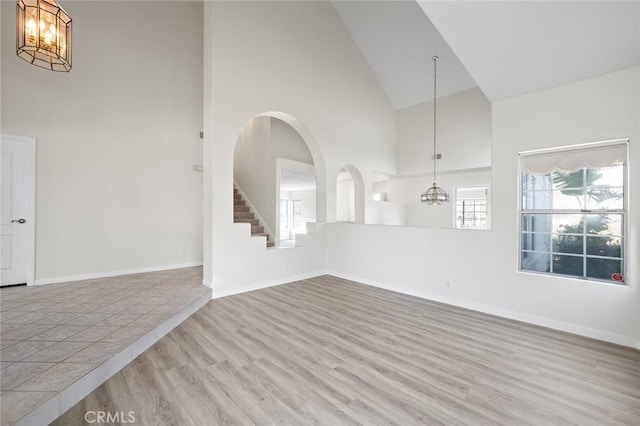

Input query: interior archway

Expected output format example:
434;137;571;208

256;112;327;224
336;164;365;224
233;112;326;247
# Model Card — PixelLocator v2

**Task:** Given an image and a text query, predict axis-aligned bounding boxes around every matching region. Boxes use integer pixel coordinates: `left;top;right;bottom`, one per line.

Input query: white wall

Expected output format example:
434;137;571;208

271;118;314;165
280;189;316;239
366;174;409;226
397;87;491;175
372;180;387;198
234;117;314;234
208;1;395;293
389;86;492;228
290;189;317;224
336;176;355;222
367;202;407;226
327;67;640;348
1;1;204;282
388;168;491;228
233;116;275;232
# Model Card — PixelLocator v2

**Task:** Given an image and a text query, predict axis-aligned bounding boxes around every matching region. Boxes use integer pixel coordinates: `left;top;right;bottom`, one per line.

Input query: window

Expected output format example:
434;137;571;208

292;200;304;233
519;140;628;284
455;186;488;229
279;199;290;241
280;199;305;243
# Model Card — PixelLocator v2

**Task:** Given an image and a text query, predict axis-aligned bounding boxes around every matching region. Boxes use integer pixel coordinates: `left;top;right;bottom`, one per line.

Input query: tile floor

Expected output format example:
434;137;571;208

0;266;209;425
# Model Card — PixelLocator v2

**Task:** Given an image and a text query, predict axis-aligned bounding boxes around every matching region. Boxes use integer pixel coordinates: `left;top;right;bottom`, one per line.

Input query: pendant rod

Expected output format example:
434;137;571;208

432;55;438;184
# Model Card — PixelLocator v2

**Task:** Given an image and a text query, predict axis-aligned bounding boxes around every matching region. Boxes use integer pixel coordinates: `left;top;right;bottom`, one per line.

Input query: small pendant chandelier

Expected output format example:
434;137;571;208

16;0;72;72
421;55;449;205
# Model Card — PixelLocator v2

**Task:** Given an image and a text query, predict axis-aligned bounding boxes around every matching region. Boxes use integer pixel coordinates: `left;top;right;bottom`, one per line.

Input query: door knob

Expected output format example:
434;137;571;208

11;219;26;224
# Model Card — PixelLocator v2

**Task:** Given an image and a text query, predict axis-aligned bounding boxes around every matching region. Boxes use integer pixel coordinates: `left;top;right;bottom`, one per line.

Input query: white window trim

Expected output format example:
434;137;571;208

453;185;491;230
516;138;630;285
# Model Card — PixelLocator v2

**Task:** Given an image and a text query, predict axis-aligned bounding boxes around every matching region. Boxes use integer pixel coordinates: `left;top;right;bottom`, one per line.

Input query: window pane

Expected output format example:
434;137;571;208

586;214;622;236
522;191;552;210
552;214;583;234
552;234;583;254
587;165;624;187
455;187;488;230
522;233;551;252
522;251;550;273
552;190;583;209
293;200;303;230
551;169;584;191
587;258;622;282
586;236;622;258
553;255;583;277
280;200;288;229
522;214;551;233
586;187;623;209
522;173;552;191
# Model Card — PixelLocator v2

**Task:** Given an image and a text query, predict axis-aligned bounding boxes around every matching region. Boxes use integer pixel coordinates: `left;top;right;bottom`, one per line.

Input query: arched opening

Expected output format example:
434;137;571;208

336;164;365;224
233;112;325;247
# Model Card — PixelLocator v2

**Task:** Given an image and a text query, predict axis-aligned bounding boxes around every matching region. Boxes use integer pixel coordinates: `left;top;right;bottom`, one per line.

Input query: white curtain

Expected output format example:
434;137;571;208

521;142;627;174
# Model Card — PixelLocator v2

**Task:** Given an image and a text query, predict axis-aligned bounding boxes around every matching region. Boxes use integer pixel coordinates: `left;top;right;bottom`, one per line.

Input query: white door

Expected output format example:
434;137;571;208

1;134;36;287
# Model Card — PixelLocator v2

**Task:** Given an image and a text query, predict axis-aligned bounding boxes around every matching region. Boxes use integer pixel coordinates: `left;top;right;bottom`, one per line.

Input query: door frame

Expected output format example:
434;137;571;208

275;157;316;247
2;133;36;286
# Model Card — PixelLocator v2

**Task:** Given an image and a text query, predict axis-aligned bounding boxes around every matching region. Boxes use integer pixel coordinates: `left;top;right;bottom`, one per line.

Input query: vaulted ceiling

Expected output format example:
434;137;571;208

332;0;477;110
332;1;640;109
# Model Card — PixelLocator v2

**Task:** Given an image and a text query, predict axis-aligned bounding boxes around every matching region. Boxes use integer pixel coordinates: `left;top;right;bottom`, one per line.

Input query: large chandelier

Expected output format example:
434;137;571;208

16;0;72;72
421;55;449;205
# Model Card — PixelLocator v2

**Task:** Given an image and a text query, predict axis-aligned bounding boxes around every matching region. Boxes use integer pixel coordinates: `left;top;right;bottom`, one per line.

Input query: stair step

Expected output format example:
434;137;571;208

233;188;271;248
235;218;259;226
235;212;254;219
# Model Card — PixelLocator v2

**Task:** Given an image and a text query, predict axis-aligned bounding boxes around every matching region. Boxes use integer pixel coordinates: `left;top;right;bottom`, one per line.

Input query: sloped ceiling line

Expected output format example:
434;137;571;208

333;1;640;106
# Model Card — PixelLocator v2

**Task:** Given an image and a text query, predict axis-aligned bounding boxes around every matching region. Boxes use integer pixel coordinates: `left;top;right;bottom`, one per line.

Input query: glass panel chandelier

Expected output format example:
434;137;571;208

421;55;449;205
16;0;72;72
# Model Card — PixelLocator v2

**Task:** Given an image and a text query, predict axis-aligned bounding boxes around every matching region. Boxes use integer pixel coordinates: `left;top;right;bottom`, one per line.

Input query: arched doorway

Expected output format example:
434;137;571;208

233;112;326;247
336;164;364;224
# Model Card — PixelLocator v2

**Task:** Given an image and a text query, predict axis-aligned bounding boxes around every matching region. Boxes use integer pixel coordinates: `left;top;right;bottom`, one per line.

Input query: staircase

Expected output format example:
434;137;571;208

234;188;275;248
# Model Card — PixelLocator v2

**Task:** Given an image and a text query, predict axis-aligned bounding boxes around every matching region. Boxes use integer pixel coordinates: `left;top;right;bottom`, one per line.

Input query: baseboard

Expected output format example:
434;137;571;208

34;261;204;286
326;270;639;349
211;270;326;299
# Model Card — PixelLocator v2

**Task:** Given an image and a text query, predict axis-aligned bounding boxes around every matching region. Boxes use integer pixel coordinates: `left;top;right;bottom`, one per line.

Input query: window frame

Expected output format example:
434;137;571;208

453;185;490;230
517;138;629;285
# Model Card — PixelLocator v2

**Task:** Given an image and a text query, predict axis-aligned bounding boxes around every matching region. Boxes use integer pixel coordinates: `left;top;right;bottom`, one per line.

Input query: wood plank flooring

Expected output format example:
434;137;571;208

53;275;640;425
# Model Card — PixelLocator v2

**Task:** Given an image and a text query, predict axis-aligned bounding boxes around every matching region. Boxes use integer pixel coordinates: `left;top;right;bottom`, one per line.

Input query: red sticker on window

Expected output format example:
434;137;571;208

612;273;624;282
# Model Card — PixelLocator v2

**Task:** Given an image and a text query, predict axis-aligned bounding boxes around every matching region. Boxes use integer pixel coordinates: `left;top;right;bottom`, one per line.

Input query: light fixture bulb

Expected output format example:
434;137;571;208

16;0;72;72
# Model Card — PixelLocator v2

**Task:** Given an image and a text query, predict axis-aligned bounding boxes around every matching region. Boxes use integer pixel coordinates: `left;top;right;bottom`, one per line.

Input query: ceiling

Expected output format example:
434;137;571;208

332;1;640;106
332;0;478;110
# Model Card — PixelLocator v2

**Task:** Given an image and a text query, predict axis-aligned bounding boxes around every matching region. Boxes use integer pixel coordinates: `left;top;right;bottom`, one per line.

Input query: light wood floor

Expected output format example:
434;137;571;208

54;275;640;425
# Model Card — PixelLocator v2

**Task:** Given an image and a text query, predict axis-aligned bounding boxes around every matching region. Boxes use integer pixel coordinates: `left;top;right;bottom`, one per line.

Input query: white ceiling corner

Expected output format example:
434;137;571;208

331;0;479;110
418;1;640;101
332;1;639;105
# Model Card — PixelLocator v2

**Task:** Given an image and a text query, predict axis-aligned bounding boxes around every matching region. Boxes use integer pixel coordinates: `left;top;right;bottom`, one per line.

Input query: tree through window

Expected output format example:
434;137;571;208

519;140;628;284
